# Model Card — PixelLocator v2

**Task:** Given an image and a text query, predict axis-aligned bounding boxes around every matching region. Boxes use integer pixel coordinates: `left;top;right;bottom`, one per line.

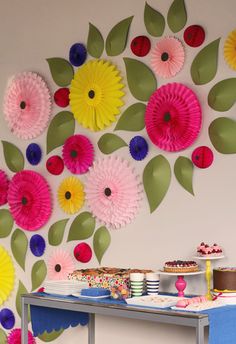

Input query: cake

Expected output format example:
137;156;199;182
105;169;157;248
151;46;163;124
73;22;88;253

213;267;236;292
164;260;199;273
197;242;223;256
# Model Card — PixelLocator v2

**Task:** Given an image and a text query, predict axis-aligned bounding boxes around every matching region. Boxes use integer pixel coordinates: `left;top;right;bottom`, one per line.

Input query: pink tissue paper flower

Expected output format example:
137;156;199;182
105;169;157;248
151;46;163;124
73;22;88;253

0;170;9;206
47;249;75;280
7;328;36;344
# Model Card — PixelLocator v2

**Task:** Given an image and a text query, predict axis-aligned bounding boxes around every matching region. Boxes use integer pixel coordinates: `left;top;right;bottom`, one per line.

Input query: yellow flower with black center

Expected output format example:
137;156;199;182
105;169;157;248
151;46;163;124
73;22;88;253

224;29;236;70
0;246;15;306
58;176;84;214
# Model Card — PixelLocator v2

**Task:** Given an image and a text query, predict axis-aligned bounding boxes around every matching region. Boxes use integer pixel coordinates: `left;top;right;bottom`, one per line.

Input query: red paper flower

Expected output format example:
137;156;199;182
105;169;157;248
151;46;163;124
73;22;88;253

184;25;205;47
0;170;9;206
46;155;64;175
130;36;151;57
192;146;214;168
54;88;70;107
74;243;92;263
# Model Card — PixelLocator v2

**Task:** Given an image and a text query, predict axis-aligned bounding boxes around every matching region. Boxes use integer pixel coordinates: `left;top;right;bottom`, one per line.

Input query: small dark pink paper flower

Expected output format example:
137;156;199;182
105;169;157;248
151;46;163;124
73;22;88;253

7;328;36;344
74;243;92;263
0;170;9;206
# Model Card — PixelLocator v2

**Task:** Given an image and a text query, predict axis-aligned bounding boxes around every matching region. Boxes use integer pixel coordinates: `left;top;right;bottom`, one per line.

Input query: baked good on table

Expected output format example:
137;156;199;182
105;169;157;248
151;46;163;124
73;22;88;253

176;296;207;308
197;242;223;256
164;260;199;273
213;267;236;292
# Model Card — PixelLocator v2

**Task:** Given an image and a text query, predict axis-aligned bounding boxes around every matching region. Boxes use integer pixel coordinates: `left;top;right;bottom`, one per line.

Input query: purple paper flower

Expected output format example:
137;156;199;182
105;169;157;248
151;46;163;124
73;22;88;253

0;308;15;330
129;136;149;161
26;143;42;165
30;234;46;257
69;43;87;67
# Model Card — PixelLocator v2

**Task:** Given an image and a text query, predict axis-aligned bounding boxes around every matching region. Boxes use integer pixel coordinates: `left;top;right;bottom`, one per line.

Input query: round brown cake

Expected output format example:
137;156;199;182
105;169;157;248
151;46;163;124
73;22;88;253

213;268;236;292
164;260;199;273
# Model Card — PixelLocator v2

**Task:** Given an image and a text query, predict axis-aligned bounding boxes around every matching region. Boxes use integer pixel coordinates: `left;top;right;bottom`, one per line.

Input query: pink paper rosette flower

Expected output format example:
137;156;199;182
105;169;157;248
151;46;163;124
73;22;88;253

47;249;75;280
85;156;142;229
8;170;52;231
62;134;94;174
7;328;36;344
0;170;9;206
145;83;202;152
3;72;51;139
151;37;185;78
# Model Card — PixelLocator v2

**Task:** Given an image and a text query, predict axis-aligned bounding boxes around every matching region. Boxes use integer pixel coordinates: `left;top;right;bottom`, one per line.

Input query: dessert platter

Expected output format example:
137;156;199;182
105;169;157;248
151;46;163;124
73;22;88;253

125;295;184;308
172;296;225;312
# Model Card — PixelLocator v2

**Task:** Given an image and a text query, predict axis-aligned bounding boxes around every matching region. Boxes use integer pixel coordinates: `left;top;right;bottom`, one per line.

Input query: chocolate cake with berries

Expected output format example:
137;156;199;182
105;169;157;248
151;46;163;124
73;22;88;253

164;260;199;273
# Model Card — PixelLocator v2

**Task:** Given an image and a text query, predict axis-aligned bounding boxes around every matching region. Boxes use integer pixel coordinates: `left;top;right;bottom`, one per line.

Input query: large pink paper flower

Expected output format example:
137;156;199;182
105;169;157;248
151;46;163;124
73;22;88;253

8;170;52;231
145;83;202;152
85;156;142;229
47;249;75;280
3;72;51;139
62;134;94;174
7;328;36;344
0;170;9;206
151;37;185;78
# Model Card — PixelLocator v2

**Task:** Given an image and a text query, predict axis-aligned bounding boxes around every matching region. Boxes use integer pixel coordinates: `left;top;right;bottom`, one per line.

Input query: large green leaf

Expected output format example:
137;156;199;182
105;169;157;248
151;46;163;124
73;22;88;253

46;58;74;86
0;209;14;238
124;58;157;101
67;212;95;241
167;0;187;33
114;103;146;131
98;133;127;154
143;155;171;213
93;226;111;264
0;329;7;344
174;157;194;195
2;141;24;172
46;111;75;154
38;330;64;342
16;280;30;321
209;117;236;154
48;219;69;246
208;78;236;111
106;16;133;56
11;228;28;271
31;260;47;291
191;38;220;85
87;23;104;58
144;3;165;37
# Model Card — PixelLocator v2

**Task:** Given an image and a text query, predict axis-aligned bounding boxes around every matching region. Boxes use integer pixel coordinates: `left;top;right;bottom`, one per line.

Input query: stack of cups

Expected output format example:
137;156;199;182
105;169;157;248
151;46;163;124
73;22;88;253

129;273;144;297
146;273;160;295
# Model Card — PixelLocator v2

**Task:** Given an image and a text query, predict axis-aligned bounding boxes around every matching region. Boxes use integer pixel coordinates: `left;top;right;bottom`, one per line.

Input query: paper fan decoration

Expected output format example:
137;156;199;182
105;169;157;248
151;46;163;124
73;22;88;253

130;36;151;57
85;156;142;229
0;246;15;306
224;29;236;70
0;170;9;206
129;136;149;161
145;83;202;152
26;143;42;165
47;249;75;280
69;43;87;66
8;170;52;231
58;176;84;214
184;25;205;47
54;88;70;107
62;134;94;174
74;243;92;263
0;308;15;329
3;72;51;140
151;37;185;78
70;59;124;131
46;155;64;175
30;235;46;257
7;328;36;344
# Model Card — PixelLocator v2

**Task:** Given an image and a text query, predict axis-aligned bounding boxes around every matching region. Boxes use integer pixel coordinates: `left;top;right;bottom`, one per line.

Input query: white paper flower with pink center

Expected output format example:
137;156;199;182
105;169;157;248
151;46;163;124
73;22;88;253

47;249;75;280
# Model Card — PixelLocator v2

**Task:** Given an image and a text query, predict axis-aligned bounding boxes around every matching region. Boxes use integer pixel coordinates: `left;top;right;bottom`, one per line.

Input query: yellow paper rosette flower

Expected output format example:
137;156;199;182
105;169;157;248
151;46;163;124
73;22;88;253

69;59;124;131
58;176;84;214
0;246;15;306
224;29;236;70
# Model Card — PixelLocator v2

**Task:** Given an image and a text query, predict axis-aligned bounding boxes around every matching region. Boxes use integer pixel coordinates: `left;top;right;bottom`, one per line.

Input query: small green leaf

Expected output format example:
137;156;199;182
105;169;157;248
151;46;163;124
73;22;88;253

16;280;30;321
174;157;194;195
167;0;187;33
191;38;220;85
98;133;127;154
0;329;7;344
31;260;47;291
87;23;104;58
46;111;75;154
124;58;157;101
67;212;95;241
209;117;236;154
2;141;24;172
93;226;111;264
143;155;171;213
0;209;14;238
115;103;146;131
106;16;133;56
46;58;74;87
144;2;165;37
11;228;28;271
208;78;236;111
38;330;64;342
48;219;69;246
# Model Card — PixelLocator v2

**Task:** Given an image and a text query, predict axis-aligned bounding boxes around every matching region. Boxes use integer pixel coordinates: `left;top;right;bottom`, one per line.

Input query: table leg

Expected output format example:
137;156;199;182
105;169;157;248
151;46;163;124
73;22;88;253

175;276;187;297
205;259;212;300
196;322;204;344
88;313;95;344
21;297;28;344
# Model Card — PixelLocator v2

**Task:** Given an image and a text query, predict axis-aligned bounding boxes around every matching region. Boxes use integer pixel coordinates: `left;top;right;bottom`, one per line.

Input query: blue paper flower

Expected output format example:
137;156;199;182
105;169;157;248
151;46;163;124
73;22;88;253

30;234;46;257
129;136;149;161
69;43;87;67
0;308;15;329
26;143;42;165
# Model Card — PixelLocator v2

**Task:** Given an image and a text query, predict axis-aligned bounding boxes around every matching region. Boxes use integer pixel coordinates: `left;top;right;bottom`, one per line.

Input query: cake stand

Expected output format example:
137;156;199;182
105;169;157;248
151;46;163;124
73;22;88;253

158;270;205;297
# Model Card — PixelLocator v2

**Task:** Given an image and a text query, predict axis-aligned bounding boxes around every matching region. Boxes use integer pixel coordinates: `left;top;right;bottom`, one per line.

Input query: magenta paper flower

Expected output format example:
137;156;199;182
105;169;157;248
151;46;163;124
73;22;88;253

8;170;52;231
151;37;185;78
3;72;51;139
62;134;94;174
47;249;75;280
0;170;9;206
7;328;36;344
145;83;202;152
85;156;142;229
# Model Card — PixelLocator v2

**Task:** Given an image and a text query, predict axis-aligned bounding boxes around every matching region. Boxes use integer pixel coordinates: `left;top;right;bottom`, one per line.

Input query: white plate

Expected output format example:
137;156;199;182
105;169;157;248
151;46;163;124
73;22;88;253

171;300;225;312
125;295;184;308
72;293;110;299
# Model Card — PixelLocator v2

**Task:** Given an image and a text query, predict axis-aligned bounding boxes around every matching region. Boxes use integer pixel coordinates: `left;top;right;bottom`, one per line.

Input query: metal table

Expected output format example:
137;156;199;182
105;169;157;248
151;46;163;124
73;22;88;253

21;293;209;344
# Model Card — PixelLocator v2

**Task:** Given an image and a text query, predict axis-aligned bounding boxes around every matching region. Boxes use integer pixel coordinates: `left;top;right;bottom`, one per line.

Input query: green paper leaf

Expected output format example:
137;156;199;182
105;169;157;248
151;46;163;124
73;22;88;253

98;133;127;154
144;2;165;37
48;219;69;246
167;0;187;33
11;228;28;271
115;103;146;131
124;58;157;101
174;156;194;195
38;330;64;342
0;209;14;238
0;329;7;344
1;141;24;172
208;78;236;111
68;211;95;241
106;16;133;56
46;111;75;154
209;117;236;154
87;23;104;58
16;280;30;321
191;38;220;85
31;260;47;291
93;226;111;264
143;155;171;213
46;58;74;87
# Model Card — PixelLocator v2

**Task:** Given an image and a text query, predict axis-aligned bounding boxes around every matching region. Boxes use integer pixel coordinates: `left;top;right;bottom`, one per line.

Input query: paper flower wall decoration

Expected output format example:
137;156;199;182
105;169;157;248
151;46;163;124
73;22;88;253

85;156;142;229
129;136;149;161
30;235;46;257
0;170;9;206
46;155;64;175
151;37;185;78
145;83;202;152
47;249;75;280
69;59;125;131
69;43;87;66
224;29;236;70
54;88;70;107
62;134;94;174
7;328;36;344
3;72;51;139
8;170;52;231
74;243;92;263
58;176;84;214
0;246;15;306
26;143;42;165
130;36;151;57
0;308;15;329
184;25;205;47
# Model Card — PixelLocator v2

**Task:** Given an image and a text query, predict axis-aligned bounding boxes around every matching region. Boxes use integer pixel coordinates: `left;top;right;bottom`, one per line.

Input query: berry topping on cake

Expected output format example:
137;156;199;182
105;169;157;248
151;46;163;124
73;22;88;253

197;242;223;256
